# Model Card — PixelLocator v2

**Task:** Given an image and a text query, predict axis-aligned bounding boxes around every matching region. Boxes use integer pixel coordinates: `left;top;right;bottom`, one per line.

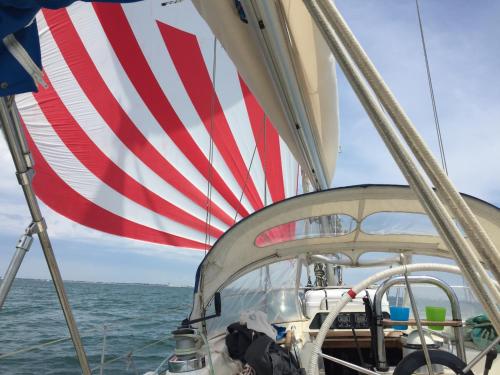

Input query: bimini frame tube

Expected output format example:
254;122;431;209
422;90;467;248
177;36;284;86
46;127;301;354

0;97;91;375
308;0;500;290
304;0;500;333
373;276;466;370
306;263;463;375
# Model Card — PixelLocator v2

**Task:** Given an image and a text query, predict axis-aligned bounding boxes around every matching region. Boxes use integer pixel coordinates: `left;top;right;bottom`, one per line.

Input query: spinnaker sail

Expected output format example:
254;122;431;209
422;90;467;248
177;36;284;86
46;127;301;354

13;0;323;250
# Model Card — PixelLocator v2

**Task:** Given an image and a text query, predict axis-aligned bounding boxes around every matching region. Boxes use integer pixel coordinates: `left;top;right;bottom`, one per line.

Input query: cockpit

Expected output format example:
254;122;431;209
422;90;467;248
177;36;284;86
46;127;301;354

163;185;500;375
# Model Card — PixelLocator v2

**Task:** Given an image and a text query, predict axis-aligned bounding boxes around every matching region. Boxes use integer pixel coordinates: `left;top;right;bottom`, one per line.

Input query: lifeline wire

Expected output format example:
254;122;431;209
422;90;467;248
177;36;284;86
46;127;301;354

90;334;171;373
0;309;180;361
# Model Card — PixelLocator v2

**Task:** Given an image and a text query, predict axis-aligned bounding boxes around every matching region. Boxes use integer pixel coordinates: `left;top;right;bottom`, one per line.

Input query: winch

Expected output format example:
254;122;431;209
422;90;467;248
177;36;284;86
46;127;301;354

167;328;206;373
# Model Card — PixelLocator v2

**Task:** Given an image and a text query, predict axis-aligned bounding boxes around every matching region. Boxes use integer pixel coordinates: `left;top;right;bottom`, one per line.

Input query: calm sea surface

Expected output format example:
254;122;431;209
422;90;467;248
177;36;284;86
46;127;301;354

0;279;484;374
0;278;193;375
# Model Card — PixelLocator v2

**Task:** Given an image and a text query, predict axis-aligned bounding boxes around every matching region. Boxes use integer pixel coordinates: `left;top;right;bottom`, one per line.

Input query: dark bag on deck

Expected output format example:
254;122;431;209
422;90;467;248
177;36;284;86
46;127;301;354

245;334;305;375
225;322;263;363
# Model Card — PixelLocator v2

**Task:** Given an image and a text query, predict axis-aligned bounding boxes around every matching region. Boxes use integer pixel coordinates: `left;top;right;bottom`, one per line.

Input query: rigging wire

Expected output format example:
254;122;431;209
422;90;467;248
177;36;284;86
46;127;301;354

232;113;267;224
416;0;474;293
233;144;258;224
204;37;217;254
415;0;449;175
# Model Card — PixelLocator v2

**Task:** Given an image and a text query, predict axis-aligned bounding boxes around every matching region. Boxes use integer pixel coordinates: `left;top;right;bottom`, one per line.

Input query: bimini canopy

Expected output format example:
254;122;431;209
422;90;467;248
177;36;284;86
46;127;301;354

195;185;500;307
15;0;305;250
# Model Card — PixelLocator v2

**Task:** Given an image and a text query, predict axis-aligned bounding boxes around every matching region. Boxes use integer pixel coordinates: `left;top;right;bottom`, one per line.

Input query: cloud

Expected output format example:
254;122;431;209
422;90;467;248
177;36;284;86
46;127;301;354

1;1;499;284
334;0;500;206
0;131;204;263
0;134;204;284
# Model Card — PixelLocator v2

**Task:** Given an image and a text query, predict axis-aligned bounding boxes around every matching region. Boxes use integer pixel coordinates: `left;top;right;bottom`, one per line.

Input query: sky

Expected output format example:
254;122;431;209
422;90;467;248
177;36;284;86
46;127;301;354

1;0;499;286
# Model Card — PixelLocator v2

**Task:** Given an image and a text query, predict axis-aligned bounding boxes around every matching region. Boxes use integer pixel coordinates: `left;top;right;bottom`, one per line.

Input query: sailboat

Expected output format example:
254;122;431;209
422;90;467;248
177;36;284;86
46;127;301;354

0;1;498;375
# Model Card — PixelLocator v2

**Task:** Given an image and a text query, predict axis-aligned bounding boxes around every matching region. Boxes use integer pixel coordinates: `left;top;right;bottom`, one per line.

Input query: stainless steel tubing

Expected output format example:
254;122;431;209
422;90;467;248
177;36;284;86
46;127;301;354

373;276;466;370
462;336;500;374
403;273;435;375
313;0;500;287
319;352;379;375
0;225;35;309
306;264;462;375
304;0;500;334
0;97;91;375
9;100;34;168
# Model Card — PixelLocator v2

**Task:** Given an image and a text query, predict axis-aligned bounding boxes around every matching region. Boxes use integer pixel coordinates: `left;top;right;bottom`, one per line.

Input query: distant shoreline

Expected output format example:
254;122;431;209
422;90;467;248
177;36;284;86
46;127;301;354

3;277;194;288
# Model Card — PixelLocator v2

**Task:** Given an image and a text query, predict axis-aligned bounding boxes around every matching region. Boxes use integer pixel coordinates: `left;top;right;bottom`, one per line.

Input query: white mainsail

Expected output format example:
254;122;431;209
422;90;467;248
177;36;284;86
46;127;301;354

194;0;339;188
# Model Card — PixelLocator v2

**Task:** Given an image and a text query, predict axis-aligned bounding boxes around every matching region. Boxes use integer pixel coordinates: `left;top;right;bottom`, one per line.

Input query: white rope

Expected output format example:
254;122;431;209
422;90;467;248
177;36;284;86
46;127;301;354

239;364;256;375
310;0;500;295
304;0;500;332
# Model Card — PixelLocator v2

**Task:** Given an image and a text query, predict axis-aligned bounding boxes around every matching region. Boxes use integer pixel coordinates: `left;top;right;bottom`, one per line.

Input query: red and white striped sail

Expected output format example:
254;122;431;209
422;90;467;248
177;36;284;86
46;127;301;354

16;1;300;251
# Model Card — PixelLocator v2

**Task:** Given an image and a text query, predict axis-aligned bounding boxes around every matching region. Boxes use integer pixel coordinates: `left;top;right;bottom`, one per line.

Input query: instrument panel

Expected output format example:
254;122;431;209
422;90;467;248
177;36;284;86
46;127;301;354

309;312;370;330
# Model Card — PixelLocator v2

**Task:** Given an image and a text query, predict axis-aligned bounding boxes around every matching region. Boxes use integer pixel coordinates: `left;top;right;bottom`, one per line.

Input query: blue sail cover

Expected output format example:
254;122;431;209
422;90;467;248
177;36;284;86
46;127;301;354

0;0;139;96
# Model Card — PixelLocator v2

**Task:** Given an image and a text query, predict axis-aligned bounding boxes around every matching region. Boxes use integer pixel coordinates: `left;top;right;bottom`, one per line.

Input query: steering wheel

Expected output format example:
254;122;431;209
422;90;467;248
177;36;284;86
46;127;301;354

394;350;474;375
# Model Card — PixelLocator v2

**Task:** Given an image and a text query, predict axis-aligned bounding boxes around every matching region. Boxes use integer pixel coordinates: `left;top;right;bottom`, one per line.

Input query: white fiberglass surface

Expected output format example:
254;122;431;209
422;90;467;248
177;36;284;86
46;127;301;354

255;214;357;247
206;259;302;337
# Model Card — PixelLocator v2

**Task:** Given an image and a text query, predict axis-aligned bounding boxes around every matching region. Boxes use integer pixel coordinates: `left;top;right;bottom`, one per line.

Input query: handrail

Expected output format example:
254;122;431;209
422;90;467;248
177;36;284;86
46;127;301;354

373;275;465;370
304;263;464;375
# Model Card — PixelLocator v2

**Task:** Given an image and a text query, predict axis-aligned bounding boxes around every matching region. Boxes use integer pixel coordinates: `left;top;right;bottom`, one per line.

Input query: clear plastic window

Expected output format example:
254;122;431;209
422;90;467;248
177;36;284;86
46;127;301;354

361;212;438;236
255;214;357;247
206;259;302;337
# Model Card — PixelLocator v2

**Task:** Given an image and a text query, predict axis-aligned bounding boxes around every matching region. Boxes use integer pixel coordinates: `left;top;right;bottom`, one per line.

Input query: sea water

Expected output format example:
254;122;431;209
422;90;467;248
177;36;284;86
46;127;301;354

0;278;193;375
0;279;485;374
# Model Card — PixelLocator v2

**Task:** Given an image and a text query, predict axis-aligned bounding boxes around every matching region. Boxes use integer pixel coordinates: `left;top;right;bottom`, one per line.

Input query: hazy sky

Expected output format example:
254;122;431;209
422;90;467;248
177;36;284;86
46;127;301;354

1;0;499;285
